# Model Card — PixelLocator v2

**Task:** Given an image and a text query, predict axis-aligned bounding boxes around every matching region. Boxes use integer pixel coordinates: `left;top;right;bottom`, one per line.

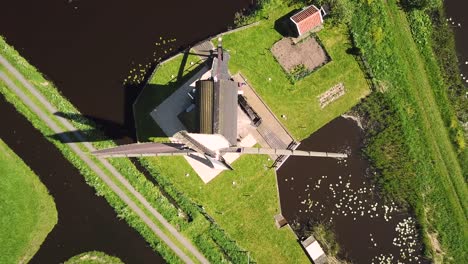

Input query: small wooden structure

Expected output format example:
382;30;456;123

301;235;328;264
290;5;326;37
274;214;288;229
318;83;345;108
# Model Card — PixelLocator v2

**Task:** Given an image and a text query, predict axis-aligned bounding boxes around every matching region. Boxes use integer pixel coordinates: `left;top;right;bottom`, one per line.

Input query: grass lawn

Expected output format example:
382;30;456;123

0;139;57;264
144;154;308;263
221;4;370;140
135;2;369;263
65;251;124;264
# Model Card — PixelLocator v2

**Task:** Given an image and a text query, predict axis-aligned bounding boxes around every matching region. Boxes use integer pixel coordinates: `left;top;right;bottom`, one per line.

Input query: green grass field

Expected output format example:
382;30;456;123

135;2;370;263
0;140;57;264
65;251;124;264
350;0;468;262
142;154;309;263
221;4;370;140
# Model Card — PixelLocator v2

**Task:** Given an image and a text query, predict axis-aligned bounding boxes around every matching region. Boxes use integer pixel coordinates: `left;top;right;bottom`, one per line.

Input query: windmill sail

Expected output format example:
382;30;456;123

92;142;193;158
220;147;347;158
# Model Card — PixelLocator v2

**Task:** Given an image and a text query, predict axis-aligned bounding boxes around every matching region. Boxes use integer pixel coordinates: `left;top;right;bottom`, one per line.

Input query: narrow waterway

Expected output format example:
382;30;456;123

0;97;165;263
445;0;468;80
278;117;428;263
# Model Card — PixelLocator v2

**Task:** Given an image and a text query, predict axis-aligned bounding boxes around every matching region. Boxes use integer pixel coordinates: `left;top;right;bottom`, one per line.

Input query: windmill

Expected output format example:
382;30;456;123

93;38;347;170
92;130;347;170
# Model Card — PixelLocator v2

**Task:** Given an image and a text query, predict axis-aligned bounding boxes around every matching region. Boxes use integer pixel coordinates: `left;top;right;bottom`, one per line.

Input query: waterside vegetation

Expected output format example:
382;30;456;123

64;251;124;264
345;0;467;262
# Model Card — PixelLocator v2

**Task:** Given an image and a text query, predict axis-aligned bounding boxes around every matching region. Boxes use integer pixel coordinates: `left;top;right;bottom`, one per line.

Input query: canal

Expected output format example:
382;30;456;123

445;0;468;79
278;117;428;263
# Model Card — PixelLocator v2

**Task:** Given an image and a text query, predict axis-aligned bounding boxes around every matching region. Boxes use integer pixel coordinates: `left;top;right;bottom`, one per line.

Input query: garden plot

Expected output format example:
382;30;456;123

271;36;328;79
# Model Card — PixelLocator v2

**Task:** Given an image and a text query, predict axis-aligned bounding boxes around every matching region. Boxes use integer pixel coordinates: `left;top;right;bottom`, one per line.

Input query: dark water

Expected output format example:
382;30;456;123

445;0;468;81
0;0;253;143
0;96;164;263
278;117;427;263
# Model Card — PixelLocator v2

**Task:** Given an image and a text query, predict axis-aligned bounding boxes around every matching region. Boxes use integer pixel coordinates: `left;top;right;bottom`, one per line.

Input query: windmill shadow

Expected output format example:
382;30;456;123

49;112;133;143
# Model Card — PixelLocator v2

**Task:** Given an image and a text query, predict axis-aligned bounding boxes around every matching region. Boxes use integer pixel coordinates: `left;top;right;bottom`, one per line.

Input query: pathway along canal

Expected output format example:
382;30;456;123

0;97;165;263
278;117;429;263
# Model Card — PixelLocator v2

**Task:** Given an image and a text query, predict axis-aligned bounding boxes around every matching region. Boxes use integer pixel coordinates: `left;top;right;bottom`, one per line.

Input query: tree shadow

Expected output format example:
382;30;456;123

274;9;300;38
346;46;361;56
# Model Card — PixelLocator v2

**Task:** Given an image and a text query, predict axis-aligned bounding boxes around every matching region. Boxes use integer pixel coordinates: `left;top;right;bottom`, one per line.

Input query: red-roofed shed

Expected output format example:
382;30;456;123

290;5;325;36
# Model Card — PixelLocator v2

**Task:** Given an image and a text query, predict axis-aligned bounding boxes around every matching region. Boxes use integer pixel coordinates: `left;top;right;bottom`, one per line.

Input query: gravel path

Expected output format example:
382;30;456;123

0;55;209;264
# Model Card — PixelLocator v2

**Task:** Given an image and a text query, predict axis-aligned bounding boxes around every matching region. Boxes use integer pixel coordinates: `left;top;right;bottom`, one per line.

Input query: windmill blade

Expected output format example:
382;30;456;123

92;142;193;158
173;131;218;158
219;147;348;159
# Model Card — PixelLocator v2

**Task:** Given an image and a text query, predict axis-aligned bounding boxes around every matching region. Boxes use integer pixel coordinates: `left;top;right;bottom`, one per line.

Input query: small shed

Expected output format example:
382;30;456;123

290;5;325;37
301;235;328;264
274;214;288;228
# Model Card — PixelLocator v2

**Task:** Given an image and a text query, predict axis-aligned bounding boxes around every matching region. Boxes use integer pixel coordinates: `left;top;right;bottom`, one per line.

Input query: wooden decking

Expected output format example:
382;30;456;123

233;73;299;169
192;40;215;59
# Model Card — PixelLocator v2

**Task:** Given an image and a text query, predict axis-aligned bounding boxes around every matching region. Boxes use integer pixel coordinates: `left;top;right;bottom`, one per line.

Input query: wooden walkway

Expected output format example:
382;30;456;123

192;40;215;60
233;73;298;169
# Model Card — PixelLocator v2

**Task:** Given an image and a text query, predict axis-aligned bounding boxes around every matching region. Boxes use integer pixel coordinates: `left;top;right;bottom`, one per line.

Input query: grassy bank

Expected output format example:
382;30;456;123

65;251;124;264
0;140;57;264
348;0;467;262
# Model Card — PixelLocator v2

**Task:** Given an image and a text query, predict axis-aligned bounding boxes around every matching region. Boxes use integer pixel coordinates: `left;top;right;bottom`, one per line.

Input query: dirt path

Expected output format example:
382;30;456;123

0;55;209;264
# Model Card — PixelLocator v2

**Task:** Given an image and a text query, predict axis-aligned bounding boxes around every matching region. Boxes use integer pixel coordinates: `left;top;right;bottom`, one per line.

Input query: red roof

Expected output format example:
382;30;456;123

291;5;322;35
